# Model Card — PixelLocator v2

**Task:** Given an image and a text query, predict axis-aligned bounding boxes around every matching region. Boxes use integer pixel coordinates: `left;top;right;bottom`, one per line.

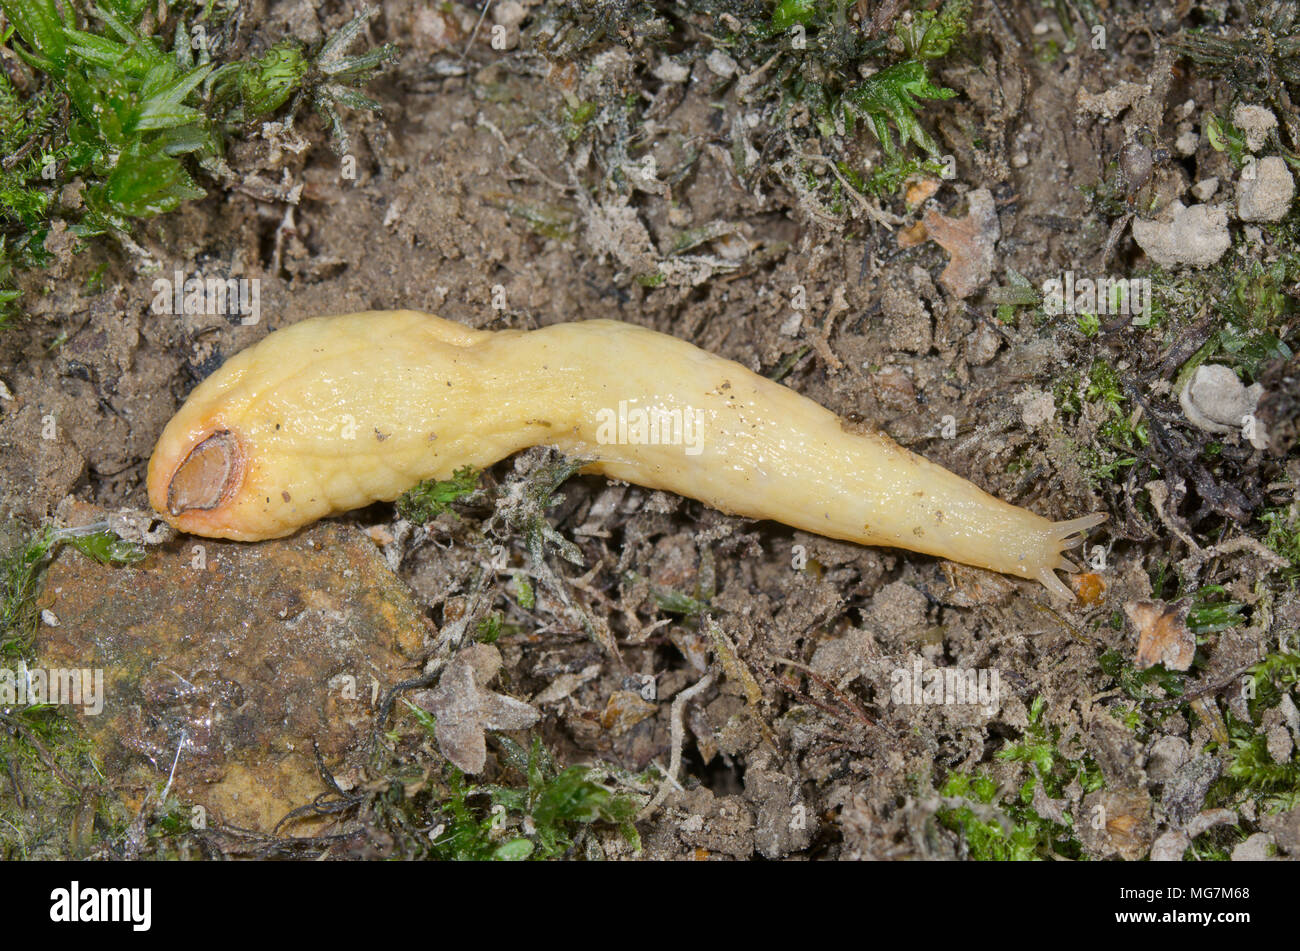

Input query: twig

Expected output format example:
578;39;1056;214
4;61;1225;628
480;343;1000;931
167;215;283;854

458;0;494;63
638;670;715;819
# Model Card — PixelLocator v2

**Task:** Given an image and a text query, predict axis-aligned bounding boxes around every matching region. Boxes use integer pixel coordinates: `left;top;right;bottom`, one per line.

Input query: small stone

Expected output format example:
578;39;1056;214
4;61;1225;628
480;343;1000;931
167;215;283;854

810;628;877;681
1190;177;1219;201
1267;723;1294;765
1237;156;1295;223
1259;808;1300;856
881;274;933;353
745;753;814;859
1281;693;1300;738
1179;364;1262;436
492;1;527;29
965;322;1001;365
1175;130;1199;155
1230;832;1275;861
868;581;929;633
36;520;432;833
1146;735;1190;783
1163;755;1222;826
706;49;738;78
1150;829;1190;861
1016;388;1056;430
1131;201;1230;268
411;5;462;51
1076;81;1149;120
652;56;690;84
40;609;59;627
1231;104;1277;152
870;366;917;409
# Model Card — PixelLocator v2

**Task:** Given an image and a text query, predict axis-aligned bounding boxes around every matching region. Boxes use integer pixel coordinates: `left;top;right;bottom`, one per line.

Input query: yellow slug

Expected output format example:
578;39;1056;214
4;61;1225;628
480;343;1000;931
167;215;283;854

147;310;1104;599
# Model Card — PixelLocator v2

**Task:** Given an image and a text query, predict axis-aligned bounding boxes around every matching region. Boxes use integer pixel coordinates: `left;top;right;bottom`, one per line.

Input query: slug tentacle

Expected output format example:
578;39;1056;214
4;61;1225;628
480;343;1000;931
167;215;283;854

148;311;1108;601
1035;567;1076;602
1051;512;1109;545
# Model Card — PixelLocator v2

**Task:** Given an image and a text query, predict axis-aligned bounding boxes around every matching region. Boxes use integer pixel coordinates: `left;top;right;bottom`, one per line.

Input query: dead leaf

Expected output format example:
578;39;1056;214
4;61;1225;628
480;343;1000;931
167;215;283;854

904;177;940;208
1126;599;1195;671
921;188;1000;298
600;690;658;734
896;220;928;249
412;643;540;773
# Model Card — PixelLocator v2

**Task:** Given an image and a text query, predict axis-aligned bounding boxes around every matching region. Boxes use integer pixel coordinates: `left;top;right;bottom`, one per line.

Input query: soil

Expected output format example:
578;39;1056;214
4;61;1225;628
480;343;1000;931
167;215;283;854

2;0;1298;860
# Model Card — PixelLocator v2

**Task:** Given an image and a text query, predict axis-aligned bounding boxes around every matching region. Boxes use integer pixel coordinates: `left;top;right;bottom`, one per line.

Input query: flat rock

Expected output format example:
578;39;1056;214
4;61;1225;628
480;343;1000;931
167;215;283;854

37;519;432;833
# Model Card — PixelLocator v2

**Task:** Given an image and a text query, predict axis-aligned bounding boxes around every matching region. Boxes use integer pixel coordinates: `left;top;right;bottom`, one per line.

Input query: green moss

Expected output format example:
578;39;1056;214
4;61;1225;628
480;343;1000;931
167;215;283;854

0;1;394;318
938;697;1101;860
1098;648;1188;706
396;466;483;523
0;522;151;857
395;722;644;860
1260;506;1300;579
1186;585;1248;635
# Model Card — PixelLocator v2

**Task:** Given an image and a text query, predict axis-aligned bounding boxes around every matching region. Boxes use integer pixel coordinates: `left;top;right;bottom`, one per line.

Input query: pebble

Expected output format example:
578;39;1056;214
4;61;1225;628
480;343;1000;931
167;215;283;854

706;49;738;78
1131;201;1230;267
1237;155;1295;222
1230;832;1275;861
1231;103;1277;152
1179;364;1263;445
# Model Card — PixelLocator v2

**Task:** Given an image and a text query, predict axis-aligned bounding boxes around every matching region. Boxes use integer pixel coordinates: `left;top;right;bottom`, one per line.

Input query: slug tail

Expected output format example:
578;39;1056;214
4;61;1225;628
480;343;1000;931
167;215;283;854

1034;511;1107;601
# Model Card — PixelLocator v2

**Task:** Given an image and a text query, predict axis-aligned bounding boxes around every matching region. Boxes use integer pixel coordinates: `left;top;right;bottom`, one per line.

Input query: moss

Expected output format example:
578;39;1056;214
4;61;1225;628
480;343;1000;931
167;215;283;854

0;523;149;857
395;465;483;523
384;723;645;860
0;1;394;318
937;697;1102;860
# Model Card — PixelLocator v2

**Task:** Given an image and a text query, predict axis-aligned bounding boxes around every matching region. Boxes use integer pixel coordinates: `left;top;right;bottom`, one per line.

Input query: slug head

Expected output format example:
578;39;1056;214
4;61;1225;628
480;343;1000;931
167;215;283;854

145;331;327;541
145;312;442;541
165;431;242;516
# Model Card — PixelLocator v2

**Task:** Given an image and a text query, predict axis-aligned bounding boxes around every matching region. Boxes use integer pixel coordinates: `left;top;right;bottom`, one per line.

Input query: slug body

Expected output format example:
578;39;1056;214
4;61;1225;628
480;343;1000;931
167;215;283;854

148;311;1103;599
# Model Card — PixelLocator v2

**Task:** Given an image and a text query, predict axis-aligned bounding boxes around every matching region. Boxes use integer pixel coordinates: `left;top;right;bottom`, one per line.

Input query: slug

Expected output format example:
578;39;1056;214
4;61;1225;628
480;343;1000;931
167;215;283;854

147;310;1105;600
